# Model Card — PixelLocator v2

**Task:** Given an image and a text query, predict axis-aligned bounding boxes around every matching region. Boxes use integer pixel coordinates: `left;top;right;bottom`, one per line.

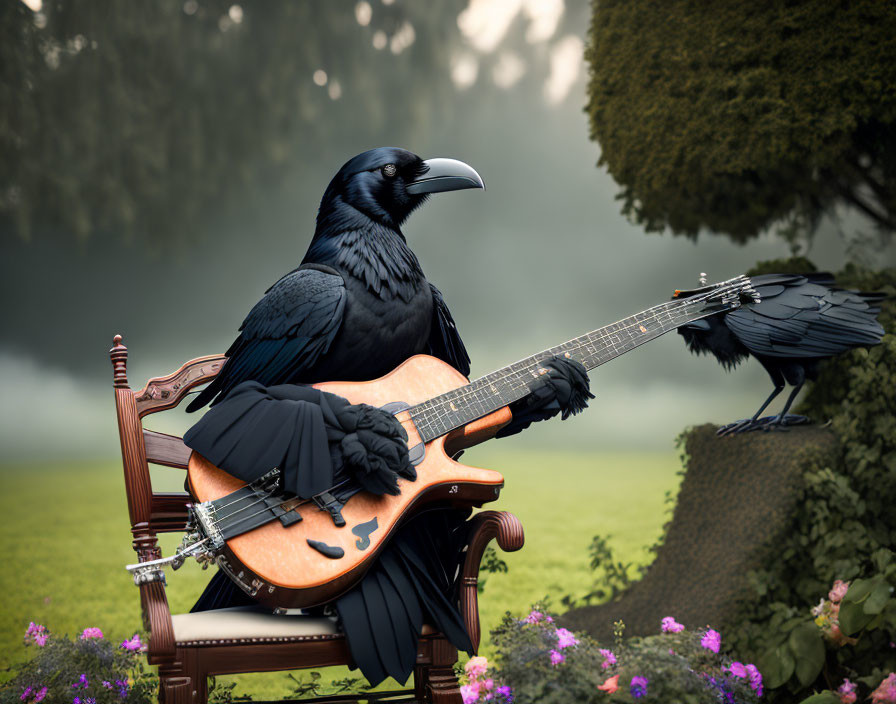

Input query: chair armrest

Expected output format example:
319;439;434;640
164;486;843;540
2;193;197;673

459;510;524;652
132;537;176;664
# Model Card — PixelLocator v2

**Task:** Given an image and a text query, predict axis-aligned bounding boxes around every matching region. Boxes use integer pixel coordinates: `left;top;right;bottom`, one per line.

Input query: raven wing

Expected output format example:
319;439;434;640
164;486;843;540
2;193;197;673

186;265;347;411
426;283;470;377
724;274;884;359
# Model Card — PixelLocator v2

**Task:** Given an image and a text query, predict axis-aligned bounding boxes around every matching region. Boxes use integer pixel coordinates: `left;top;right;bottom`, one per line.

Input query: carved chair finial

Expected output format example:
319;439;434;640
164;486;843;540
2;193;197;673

110;334;129;389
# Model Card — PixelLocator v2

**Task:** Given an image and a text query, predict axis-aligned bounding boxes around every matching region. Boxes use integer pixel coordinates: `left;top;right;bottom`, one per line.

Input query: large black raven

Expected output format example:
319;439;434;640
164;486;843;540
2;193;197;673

187;148;480;411
678;273;885;435
186;147;591;685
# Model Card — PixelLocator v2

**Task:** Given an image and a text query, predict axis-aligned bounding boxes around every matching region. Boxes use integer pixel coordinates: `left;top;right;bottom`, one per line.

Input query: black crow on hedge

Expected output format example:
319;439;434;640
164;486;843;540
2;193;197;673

678;273;885;435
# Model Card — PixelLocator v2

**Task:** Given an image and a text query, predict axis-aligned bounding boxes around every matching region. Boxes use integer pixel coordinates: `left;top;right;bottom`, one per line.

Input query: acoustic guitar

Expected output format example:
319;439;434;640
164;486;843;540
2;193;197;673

128;274;758;608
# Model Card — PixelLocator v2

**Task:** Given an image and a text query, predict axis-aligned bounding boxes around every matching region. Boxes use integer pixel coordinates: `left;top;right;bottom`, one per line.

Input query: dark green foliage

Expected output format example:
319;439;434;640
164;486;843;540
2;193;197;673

0;2;454;247
585;0;896;244
722;262;896;702
477;545;509;595
483;608;761;704
0;633;156;704
283;671;368;700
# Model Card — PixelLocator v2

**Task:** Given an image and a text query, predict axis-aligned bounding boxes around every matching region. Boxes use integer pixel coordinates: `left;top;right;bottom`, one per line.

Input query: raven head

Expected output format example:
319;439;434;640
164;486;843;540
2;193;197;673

316;147;484;232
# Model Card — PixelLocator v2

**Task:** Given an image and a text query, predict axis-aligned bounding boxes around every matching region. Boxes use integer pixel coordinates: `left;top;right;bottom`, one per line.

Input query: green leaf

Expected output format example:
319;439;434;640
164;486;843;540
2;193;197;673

844;578;874;602
760;644;795;689
789;622;825;686
798;692;841;704
862;580;892;615
839;598;875;635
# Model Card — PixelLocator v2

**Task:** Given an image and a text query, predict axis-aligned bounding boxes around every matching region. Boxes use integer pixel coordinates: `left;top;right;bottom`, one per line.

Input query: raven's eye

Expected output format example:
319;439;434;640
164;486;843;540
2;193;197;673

381;164;397;179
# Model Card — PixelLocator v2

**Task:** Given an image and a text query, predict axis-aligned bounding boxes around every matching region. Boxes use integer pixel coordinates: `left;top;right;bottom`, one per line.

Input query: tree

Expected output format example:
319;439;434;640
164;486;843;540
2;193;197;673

585;0;896;245
0;2;456;247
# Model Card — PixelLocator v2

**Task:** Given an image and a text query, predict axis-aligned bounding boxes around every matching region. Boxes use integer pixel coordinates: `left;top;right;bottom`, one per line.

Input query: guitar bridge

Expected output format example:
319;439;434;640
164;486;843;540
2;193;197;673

313;491;346;527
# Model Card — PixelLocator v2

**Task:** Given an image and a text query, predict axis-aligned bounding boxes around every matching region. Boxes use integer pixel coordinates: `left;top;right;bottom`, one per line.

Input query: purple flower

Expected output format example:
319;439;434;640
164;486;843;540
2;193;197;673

21;687;33;702
599;648;616;669
555;628;579;649
701;629;721;653
101;683;112;690
78;675;88;689
115;680;129;699
79;627;103;640
630;676;649;699
33;688;47;704
84;699;96;704
549;649;564;666
120;634;143;652
745;664;763;697
661;616;685;633
73;698;81;704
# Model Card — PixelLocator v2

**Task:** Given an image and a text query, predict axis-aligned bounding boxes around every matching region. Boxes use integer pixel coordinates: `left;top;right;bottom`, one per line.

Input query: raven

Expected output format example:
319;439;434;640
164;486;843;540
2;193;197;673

187;148;481;411
186;147;592;685
678;273;885;435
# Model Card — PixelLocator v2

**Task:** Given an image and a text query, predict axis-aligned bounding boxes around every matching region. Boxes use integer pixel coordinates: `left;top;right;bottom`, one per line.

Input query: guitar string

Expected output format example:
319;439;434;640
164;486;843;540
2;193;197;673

409;277;750;434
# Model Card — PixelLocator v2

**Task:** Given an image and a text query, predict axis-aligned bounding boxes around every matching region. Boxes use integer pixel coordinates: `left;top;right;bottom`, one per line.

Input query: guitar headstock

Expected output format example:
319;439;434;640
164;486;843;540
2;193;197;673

672;273;760;315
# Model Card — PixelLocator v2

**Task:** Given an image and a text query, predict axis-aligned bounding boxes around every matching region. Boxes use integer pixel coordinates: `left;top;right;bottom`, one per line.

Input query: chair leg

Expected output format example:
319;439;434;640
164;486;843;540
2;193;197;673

425;668;463;704
420;638;462;704
157;649;206;704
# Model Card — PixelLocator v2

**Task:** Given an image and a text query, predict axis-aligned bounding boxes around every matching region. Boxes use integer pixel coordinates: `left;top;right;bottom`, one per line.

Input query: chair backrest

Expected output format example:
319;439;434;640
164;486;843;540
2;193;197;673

109;334;226;559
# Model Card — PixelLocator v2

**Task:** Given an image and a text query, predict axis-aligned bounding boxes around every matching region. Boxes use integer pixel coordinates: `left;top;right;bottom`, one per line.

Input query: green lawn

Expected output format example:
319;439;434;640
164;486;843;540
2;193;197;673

0;448;681;697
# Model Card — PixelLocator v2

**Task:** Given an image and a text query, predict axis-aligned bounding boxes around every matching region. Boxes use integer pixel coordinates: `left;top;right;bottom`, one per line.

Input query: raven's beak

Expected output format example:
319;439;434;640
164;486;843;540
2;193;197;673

406;158;485;195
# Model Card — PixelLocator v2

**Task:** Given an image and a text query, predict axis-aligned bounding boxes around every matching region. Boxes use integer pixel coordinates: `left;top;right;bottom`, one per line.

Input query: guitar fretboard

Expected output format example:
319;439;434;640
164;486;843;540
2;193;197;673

408;290;736;442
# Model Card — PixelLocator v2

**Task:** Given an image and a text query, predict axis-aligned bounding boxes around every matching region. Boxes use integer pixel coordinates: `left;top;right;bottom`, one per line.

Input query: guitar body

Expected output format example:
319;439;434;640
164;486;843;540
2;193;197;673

187;354;511;609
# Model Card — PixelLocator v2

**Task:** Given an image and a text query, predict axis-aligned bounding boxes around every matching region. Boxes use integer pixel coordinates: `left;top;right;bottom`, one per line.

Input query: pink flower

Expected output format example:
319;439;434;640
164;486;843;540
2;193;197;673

33;688;47;704
829;580;850;603
21;687;32;702
870;673;896;703
599;648;616;669
701;629;721;653
549;649;564;666
465;656;489;680
483;679;494;691
745;664;763;697
120;634;143;652
598;675;619;693
461;684;479;704
726;662;747;679
524;610;543;624
661;616;685;633
79;627;103;640
24;623;49;647
838;678;858;704
555;628;579;649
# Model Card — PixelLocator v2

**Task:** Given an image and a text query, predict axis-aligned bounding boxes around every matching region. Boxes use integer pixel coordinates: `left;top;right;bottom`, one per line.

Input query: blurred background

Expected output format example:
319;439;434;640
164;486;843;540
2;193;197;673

3;0;893;463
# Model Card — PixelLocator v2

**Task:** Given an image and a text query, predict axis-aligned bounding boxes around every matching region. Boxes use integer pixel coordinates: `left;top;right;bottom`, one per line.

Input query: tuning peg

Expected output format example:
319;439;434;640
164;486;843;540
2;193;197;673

699;272;707;286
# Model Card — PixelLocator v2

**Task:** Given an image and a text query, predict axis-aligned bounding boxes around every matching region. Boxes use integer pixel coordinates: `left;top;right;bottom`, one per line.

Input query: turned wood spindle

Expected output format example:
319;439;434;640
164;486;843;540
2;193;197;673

110;334;129;389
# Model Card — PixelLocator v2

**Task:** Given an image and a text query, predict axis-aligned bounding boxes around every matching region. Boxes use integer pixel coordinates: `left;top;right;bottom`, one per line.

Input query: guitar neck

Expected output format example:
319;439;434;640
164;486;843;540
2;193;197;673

409;290;735;443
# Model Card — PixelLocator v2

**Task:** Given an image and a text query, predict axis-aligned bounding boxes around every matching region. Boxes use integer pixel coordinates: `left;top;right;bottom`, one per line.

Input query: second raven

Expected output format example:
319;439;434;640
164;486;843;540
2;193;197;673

678;273;885;435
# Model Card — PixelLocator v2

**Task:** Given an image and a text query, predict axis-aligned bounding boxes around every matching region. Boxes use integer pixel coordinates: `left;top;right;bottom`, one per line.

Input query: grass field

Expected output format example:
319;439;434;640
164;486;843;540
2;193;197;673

0;447;682;697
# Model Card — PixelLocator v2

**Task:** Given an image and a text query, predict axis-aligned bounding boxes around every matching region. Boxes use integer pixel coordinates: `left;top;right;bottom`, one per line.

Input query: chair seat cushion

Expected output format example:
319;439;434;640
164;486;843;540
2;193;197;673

171;605;341;644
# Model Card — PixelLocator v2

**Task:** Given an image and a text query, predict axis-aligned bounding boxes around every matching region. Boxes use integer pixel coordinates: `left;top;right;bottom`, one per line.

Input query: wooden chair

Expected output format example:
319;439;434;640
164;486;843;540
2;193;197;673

109;335;524;704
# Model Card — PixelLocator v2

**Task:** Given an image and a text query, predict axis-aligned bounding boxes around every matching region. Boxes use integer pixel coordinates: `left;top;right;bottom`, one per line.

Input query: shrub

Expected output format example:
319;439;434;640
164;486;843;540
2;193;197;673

0;625;155;704
462;604;762;703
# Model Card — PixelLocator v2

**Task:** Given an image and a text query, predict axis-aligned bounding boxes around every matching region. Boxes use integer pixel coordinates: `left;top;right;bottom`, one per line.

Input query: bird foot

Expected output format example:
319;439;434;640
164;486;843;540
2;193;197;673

765;414;810;429
716;417;774;436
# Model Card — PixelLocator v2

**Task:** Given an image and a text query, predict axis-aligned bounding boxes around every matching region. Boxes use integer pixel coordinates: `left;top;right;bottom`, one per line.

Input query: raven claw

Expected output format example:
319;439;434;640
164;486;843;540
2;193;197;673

766;414;810;429
716;417;774;436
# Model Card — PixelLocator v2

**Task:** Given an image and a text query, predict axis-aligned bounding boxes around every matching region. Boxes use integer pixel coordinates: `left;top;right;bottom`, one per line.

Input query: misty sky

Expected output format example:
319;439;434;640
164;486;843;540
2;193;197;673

2;0;893;463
